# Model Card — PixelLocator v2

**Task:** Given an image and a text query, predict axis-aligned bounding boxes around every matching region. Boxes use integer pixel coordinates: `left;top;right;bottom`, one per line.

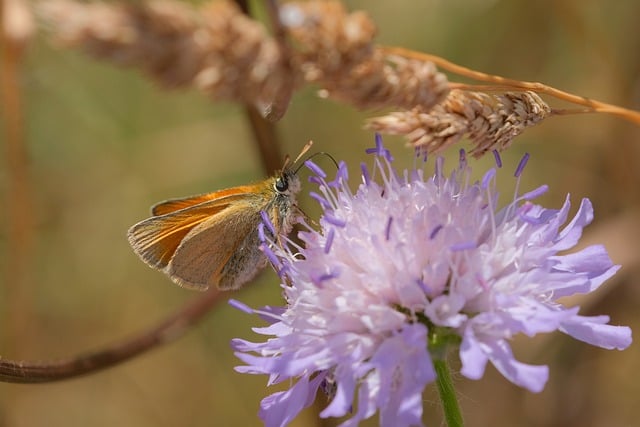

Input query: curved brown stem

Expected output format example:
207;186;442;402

245;104;284;174
235;0;285;174
382;46;640;125
0;287;226;383
1;0;36;357
262;0;294;122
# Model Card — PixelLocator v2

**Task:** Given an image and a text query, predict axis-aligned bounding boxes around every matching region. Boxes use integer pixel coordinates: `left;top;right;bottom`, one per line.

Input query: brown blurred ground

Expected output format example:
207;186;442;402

0;0;639;426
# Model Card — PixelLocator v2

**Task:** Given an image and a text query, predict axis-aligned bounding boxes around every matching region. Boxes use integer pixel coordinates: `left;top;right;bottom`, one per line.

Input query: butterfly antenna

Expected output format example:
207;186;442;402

293;140;314;164
294;150;339;174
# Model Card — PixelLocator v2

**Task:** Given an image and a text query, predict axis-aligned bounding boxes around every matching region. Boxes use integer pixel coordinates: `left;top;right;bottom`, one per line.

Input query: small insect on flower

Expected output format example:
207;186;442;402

127;142;312;291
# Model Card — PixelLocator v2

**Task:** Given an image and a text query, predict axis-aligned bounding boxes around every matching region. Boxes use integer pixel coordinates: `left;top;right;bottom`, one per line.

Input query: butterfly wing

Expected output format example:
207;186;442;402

127;194;246;269
166;198;264;290
151;186;256;216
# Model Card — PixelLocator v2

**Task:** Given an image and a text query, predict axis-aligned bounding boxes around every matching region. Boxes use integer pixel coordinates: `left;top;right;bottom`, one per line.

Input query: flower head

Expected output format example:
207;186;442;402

232;135;632;427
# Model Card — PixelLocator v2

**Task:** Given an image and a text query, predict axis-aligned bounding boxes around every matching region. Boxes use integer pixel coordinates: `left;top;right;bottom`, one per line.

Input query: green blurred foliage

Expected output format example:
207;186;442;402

1;0;639;426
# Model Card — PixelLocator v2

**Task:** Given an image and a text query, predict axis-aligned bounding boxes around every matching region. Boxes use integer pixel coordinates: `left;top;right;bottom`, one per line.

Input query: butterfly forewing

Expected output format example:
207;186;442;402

151;186;255;216
128;195;246;269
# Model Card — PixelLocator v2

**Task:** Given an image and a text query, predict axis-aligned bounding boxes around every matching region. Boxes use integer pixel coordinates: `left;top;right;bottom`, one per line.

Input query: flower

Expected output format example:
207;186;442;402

231;135;632;427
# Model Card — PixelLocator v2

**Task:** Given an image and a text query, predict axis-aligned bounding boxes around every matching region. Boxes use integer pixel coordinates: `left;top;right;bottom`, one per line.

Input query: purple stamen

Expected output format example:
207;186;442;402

328;162;348;188
361;162;371;186
514;153;530;178
260;243;282;270
365;134;394;162
324;215;347;228
414;146;428;162
385;216;393;241
521;184;549;200
261;211;276;236
308;175;323;186
336;161;348;181
481;168;496;189
311;271;339;288
324;228;335;253
255;305;286;323
305;159;327;178
229;298;254;314
258;222;266;242
310;191;331;209
458;149;467;167
429;224;443;240
415;278;430;294
492;150;503;168
450;241;477;252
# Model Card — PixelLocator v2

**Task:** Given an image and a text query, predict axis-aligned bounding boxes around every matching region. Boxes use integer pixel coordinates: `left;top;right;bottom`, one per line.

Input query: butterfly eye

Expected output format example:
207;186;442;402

275;176;288;192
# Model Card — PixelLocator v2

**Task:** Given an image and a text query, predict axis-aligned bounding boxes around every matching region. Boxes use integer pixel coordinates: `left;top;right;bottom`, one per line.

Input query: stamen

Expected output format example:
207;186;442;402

308;175;324;186
228;299;254;314
450;241;477;252
521;184;549;200
458;149;467;168
260;243;282;271
361;162;371;185
385;216;393;241
429;224;443;240
310;191;332;209
261;211;276;236
311;270;339;288
434;156;445;181
324;228;335;253
415;278;430;294
324;215;347;228
336;161;349;181
305;159;327;178
492;150;503;168
514;153;530;178
481;168;496;189
365;133;393;162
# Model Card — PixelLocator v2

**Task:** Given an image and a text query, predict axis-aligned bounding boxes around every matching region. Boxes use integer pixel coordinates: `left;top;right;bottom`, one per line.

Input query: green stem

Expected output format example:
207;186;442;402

434;357;464;427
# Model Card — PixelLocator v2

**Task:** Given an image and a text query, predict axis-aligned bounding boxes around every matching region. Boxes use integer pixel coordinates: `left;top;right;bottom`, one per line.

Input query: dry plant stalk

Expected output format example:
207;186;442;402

279;2;449;110
36;0;638;157
367;89;552;157
37;0;450;118
37;0;292;109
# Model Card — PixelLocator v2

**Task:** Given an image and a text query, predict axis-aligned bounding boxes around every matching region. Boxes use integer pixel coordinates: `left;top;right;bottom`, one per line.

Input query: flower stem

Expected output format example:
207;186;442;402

434;357;464;427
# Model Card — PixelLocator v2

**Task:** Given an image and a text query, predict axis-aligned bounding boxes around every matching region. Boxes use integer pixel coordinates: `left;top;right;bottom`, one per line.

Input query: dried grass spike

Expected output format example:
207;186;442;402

281;2;449;111
367;90;551;156
38;0;293;108
280;1;377;79
194;2;292;106
366;106;468;154
466;90;551;156
38;0;202;86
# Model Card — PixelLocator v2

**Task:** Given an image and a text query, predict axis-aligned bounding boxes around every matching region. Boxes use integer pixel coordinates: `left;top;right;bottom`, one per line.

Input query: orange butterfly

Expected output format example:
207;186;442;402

128;142;312;290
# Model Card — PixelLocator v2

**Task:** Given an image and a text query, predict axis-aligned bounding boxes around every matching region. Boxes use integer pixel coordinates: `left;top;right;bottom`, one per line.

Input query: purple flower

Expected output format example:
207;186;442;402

232;136;632;427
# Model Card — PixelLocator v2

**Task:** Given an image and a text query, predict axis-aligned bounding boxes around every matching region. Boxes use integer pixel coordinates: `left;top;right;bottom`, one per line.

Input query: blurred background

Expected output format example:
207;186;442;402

1;0;639;426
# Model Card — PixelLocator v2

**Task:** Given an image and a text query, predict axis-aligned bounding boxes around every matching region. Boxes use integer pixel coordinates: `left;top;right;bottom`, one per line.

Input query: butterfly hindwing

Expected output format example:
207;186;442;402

166;198;264;290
